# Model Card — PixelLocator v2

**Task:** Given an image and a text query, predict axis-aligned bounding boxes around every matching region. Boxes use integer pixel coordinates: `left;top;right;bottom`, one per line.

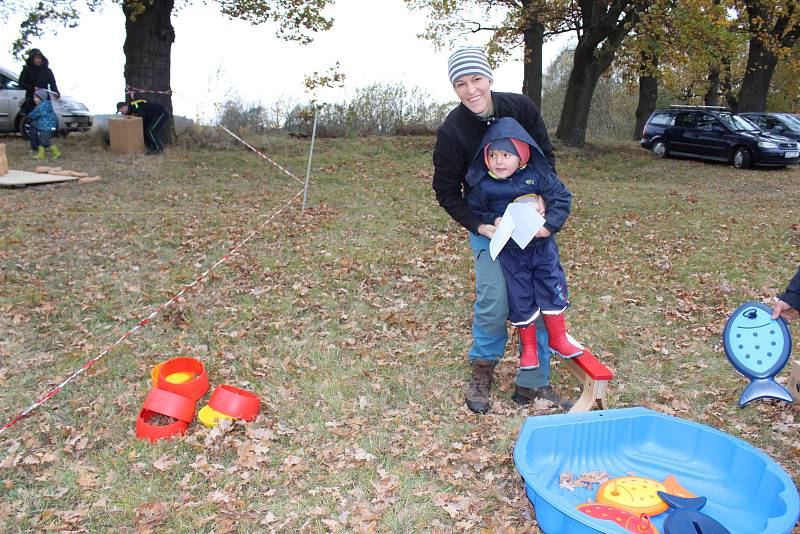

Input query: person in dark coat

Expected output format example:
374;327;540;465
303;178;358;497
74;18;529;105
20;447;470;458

433;46;572;414
18;49;60;114
771;267;800;323
467;117;582;371
116;99;169;154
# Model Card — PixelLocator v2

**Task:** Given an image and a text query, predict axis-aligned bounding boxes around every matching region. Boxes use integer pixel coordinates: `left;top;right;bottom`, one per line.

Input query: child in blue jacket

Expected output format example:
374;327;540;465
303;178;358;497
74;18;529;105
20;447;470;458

466;117;582;369
27;88;61;160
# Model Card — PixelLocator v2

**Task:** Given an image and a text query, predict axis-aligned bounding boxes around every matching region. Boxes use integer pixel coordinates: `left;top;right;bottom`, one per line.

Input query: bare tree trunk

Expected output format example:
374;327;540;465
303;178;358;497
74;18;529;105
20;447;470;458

521;17;544;109
633;49;657;140
738;37;778;112
704;63;720;106
720;56;737;110
123;0;176;142
738;1;800;112
556;1;638;147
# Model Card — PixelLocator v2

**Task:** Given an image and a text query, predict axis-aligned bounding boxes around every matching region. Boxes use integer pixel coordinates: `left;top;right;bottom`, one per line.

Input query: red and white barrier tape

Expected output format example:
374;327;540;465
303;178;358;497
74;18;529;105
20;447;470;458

219;126;304;185
0;127;312;435
125;85;174;97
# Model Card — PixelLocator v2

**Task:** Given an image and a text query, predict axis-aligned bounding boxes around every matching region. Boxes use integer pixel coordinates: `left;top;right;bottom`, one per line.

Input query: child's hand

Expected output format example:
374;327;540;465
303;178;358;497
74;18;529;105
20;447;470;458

478;223;497;239
536;196;547;217
535;227;551;238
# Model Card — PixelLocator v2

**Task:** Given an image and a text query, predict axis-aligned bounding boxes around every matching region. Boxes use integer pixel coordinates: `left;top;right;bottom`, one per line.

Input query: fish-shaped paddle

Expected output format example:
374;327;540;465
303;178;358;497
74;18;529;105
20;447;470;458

722;301;794;406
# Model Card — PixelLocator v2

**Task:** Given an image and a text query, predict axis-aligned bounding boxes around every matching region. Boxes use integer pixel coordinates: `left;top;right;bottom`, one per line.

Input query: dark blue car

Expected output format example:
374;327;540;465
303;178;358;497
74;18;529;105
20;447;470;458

739;112;800;142
640;106;800;169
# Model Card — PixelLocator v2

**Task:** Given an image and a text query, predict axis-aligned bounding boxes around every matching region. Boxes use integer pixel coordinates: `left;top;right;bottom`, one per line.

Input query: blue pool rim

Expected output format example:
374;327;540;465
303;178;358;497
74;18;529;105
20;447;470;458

513;407;800;534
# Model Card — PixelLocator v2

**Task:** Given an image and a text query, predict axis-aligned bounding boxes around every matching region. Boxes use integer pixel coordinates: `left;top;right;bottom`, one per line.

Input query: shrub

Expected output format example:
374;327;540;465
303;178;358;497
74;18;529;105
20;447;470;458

284;83;454;138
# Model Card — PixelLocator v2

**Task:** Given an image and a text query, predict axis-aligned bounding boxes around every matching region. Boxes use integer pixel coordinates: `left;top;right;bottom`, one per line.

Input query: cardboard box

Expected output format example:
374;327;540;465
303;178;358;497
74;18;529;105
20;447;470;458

108;116;145;155
0;143;8;176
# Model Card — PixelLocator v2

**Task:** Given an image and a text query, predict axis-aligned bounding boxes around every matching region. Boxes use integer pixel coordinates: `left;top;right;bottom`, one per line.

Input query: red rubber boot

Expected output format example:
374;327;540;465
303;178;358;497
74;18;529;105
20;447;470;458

518;323;539;370
542;313;584;359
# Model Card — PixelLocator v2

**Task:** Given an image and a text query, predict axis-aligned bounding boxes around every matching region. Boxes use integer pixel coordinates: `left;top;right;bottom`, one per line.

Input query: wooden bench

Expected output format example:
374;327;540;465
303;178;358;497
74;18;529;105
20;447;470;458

561;349;614;413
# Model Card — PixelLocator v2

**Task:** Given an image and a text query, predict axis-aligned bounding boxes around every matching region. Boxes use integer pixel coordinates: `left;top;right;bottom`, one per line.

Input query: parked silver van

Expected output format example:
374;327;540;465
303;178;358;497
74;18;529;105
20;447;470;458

0;66;93;136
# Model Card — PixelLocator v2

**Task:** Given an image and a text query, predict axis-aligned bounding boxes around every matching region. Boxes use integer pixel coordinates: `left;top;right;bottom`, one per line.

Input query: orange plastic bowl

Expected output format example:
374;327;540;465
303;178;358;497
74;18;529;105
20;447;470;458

208;385;260;421
142;387;196;423
156;357;209;401
135;408;189;442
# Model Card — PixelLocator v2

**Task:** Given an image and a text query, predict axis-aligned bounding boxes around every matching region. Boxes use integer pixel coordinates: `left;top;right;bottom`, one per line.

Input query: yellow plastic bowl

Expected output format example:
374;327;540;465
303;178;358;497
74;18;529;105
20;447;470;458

197;405;234;428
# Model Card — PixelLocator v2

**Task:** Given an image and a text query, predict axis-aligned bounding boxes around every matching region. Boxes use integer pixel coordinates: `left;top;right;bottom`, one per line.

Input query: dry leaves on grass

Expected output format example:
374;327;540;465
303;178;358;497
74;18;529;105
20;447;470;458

134;501;169;532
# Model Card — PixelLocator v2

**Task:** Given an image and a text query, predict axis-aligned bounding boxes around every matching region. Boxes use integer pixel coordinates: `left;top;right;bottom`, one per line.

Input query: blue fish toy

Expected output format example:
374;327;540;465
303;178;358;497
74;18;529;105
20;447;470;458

723;301;794;406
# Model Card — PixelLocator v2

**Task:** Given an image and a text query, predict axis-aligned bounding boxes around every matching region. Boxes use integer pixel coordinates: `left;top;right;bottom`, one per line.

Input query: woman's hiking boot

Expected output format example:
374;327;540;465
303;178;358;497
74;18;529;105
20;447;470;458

465;359;495;414
512;385;574;411
518;323;539;369
542;313;584;359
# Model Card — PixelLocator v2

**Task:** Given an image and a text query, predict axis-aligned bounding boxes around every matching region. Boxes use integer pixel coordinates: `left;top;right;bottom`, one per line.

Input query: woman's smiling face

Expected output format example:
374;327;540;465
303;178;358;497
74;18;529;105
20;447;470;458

453;74;492;116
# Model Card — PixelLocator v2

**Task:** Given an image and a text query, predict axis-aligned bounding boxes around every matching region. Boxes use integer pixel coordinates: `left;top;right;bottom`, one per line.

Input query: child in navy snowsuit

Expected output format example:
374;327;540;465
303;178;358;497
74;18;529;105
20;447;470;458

466;117;582;370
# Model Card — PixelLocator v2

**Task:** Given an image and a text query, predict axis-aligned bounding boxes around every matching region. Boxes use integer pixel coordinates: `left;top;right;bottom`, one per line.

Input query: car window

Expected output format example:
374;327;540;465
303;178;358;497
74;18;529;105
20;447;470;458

674;112;696;128
718;113;759;132
764;116;780;129
697;114;719;130
781;114;800;129
648;112;673;126
2;77;22;90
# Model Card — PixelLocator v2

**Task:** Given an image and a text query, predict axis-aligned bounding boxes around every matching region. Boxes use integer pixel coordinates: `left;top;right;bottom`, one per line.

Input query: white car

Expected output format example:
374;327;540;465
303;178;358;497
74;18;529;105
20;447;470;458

0;66;93;136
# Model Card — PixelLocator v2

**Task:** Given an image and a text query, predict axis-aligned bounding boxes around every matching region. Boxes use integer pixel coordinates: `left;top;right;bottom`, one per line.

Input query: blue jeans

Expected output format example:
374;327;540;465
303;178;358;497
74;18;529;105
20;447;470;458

468;233;550;388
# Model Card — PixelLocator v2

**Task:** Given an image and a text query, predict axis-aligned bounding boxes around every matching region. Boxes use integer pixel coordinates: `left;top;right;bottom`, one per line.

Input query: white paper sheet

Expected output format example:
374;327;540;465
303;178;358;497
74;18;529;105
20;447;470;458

489;203;546;260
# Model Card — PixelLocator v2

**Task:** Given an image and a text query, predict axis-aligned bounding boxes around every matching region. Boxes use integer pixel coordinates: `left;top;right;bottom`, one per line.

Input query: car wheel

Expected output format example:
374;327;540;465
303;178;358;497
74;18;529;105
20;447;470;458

16;114;32;140
652;140;668;158
732;147;752;169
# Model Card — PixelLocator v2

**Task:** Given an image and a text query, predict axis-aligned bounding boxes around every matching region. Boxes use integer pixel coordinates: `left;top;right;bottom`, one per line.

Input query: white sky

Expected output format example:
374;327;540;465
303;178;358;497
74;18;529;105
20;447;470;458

0;0;572;122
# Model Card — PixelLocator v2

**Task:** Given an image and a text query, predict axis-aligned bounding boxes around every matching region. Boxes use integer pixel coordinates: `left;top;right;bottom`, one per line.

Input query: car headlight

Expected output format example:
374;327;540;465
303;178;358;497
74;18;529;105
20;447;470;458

757;141;778;149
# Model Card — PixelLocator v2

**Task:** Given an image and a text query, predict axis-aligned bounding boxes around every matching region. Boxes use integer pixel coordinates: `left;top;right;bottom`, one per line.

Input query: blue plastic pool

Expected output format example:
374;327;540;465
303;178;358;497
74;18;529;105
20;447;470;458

513;407;799;534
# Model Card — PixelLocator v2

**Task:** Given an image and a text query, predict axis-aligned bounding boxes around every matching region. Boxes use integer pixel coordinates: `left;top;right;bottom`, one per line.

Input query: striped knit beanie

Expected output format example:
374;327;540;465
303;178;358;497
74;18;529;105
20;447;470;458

447;47;493;85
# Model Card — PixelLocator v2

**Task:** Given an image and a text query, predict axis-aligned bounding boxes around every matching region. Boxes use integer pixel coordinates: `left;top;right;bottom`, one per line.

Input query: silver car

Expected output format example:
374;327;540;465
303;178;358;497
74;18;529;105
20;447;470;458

0;66;93;136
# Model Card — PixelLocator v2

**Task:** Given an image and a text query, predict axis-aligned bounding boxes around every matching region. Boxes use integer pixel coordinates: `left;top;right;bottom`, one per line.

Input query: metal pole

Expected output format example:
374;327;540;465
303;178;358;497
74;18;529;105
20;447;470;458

302;108;319;214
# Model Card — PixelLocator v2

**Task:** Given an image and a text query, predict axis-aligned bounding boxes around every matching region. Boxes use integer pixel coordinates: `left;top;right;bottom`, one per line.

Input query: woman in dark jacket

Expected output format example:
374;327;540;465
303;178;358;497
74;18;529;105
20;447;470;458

18;49;60;114
433;47;572;415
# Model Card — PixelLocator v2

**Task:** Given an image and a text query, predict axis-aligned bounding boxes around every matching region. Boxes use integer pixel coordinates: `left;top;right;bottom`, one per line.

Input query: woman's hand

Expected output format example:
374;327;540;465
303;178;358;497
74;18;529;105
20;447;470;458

536;196;547;217
535;226;551;238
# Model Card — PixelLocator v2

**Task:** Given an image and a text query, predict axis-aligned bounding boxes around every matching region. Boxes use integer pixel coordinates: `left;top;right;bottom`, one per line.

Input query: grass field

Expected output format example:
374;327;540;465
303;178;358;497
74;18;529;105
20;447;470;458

1;131;798;533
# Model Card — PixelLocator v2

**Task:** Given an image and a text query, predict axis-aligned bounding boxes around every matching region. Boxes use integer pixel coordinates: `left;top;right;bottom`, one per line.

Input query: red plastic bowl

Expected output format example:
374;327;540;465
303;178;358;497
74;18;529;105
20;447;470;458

208;385;260;421
156;357;209;401
142;387;196;423
135;408;189;442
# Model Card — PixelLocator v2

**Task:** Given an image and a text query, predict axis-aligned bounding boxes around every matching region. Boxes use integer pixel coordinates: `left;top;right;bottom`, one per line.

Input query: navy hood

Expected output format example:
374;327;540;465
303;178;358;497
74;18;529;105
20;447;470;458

25;49;49;68
465;117;550;187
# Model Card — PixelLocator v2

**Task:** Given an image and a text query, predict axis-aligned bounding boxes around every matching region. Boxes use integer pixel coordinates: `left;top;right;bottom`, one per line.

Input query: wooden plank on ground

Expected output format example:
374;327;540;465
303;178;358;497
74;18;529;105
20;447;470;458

0;169;79;186
0;144;8;176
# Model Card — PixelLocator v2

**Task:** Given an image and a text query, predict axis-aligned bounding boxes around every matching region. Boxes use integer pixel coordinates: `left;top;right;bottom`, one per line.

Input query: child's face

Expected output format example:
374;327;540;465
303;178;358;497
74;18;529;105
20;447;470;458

33;95;41;104
487;149;520;179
